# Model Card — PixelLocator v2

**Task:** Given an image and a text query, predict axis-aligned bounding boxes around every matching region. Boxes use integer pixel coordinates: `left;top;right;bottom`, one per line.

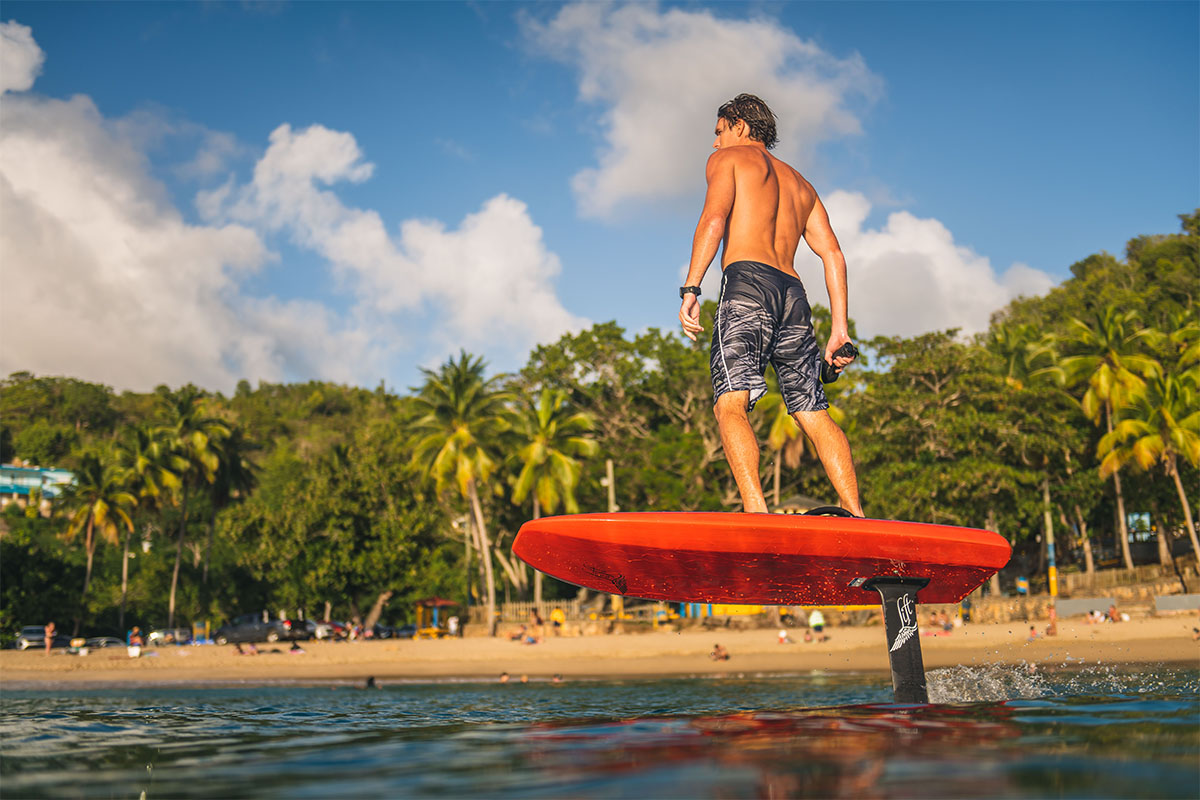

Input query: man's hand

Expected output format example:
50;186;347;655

680;294;704;341
824;332;856;374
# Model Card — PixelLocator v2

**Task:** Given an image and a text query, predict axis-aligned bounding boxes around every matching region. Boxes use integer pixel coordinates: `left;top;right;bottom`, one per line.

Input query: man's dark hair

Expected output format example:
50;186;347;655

717;94;778;150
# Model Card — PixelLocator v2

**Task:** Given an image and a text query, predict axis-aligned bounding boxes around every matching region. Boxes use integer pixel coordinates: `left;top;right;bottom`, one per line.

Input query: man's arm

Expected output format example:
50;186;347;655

679;150;735;341
803;194;855;369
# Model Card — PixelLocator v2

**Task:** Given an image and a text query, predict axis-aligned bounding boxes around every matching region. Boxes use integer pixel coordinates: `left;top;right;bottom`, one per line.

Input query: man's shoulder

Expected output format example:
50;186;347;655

767;153;808;184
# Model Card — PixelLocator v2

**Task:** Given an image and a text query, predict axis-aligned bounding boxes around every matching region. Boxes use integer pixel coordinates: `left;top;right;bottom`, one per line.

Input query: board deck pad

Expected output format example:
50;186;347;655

513;513;1011;606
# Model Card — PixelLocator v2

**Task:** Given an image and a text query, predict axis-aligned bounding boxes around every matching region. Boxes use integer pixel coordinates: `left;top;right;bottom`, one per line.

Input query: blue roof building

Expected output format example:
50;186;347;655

0;464;75;502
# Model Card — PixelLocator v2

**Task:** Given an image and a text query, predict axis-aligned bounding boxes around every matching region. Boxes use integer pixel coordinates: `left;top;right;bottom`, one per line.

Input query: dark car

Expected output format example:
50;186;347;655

393;624;417;639
281;619;312;641
214;614;293;645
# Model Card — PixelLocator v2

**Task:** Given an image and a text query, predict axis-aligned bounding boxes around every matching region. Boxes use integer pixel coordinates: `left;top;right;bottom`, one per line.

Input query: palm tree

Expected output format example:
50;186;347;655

114;427;183;631
511;388;599;602
410;351;511;636
62;452;136;635
756;370;850;508
202;425;258;585
755;373;805;509
156;387;228;629
1098;366;1200;565
987;322;1058;391
1057;306;1159;570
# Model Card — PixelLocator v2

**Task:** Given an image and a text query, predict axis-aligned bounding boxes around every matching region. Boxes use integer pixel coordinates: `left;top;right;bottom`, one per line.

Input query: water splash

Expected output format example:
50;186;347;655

927;661;1200;703
927;662;1051;703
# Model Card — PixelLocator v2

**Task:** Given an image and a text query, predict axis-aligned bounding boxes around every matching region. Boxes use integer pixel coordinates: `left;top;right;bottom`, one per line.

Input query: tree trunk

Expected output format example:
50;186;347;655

773;457;781;508
82;515;95;599
1149;497;1172;566
986;508;1002;596
1075;505;1095;576
533;497;543;604
467;479;498;636
119;527;131;632
362;590;394;631
1063;451;1094;576
1168;453;1200;566
463;515;474;608
202;510;216;585
493;546;526;592
1106;405;1134;570
75;513;96;636
168;486;190;629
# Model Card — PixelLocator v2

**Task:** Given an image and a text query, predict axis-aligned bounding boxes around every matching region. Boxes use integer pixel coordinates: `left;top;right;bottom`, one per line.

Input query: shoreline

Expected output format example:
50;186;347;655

2;618;1196;689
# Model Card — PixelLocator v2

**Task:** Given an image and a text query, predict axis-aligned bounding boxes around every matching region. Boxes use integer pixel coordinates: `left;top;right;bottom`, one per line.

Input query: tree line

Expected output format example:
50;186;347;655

1;212;1195;638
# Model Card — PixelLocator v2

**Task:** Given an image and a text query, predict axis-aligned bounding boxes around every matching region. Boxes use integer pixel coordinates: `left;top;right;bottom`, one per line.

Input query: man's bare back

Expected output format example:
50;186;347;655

713;144;816;280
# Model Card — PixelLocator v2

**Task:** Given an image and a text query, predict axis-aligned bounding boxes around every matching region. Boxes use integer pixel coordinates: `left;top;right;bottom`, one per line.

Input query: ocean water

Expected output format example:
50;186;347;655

1;665;1197;799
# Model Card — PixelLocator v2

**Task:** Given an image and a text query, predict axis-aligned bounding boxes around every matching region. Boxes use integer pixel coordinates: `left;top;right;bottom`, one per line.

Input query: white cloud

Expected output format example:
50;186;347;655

202;123;587;364
524;3;880;217
1;26;584;392
796;191;1055;338
0;35;380;392
0;21;44;94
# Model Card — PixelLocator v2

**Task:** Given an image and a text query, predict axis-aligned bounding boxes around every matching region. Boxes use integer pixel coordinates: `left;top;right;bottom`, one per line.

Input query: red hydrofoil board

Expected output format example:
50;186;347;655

513;513;1011;606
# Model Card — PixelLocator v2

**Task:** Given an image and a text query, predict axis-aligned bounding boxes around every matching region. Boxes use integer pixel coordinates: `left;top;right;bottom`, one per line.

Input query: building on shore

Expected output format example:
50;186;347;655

0;462;75;516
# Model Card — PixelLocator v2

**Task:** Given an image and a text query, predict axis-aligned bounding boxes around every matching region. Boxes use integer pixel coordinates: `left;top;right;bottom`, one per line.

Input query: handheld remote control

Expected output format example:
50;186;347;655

820;341;859;384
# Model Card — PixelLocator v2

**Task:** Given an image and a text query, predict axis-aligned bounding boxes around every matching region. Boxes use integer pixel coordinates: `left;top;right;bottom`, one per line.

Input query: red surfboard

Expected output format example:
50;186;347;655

513;513;1011;606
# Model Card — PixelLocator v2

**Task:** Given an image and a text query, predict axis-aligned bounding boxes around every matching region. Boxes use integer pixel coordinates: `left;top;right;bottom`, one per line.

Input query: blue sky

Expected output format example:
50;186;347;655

1;1;1195;393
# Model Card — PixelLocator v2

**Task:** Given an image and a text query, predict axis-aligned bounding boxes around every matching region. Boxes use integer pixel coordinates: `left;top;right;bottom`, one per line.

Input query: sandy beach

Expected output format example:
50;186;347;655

3;617;1197;688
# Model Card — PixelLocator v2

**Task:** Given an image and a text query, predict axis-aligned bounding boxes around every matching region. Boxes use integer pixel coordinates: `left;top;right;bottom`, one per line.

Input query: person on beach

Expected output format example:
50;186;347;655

43;621;55;655
710;643;730;661
679;93;863;516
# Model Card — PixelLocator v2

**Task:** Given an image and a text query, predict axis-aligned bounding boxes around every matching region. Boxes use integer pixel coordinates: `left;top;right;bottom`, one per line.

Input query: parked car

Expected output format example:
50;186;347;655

393;624;417;639
280;619;311;641
16;626;70;650
147;628;192;646
214;614;292;645
303;620;335;640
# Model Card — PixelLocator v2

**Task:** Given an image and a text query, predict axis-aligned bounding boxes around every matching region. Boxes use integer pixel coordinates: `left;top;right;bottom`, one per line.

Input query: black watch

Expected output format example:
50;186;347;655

679;285;701;299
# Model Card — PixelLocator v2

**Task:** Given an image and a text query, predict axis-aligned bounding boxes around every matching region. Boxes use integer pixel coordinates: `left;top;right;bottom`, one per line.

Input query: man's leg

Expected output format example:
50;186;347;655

792;409;864;516
714;391;769;513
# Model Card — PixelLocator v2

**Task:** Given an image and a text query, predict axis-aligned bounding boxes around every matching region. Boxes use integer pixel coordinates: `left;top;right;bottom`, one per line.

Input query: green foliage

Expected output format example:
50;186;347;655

1;212;1197;632
11;420;77;467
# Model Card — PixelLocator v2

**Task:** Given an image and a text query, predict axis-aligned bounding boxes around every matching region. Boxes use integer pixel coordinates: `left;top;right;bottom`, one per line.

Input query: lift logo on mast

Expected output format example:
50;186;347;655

889;593;918;653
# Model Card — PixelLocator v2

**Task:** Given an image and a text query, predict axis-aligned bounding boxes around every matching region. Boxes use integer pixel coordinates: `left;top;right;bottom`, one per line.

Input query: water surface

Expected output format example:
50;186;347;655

2;664;1196;798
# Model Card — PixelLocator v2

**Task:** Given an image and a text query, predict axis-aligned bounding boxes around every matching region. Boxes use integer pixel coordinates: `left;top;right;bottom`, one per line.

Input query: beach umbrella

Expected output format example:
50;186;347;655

417;597;458;626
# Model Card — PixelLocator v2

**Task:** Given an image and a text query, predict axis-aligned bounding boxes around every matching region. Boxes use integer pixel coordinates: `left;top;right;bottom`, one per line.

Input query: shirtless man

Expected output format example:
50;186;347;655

678;93;863;516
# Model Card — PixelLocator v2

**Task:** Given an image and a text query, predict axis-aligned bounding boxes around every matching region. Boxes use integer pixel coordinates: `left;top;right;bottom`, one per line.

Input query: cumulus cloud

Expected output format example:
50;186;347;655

0;26;390;391
524;3;879;217
1;24;583;392
0;90;393;391
201;123;587;363
0;21;43;94
796;191;1055;338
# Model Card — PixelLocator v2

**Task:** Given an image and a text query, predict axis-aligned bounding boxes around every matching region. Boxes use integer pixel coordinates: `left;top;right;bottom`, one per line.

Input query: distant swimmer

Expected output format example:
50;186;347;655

679;93;863;516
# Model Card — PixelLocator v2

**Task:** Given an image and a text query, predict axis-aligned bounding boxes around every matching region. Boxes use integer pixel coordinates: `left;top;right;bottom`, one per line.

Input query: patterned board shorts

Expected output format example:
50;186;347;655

710;260;829;414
